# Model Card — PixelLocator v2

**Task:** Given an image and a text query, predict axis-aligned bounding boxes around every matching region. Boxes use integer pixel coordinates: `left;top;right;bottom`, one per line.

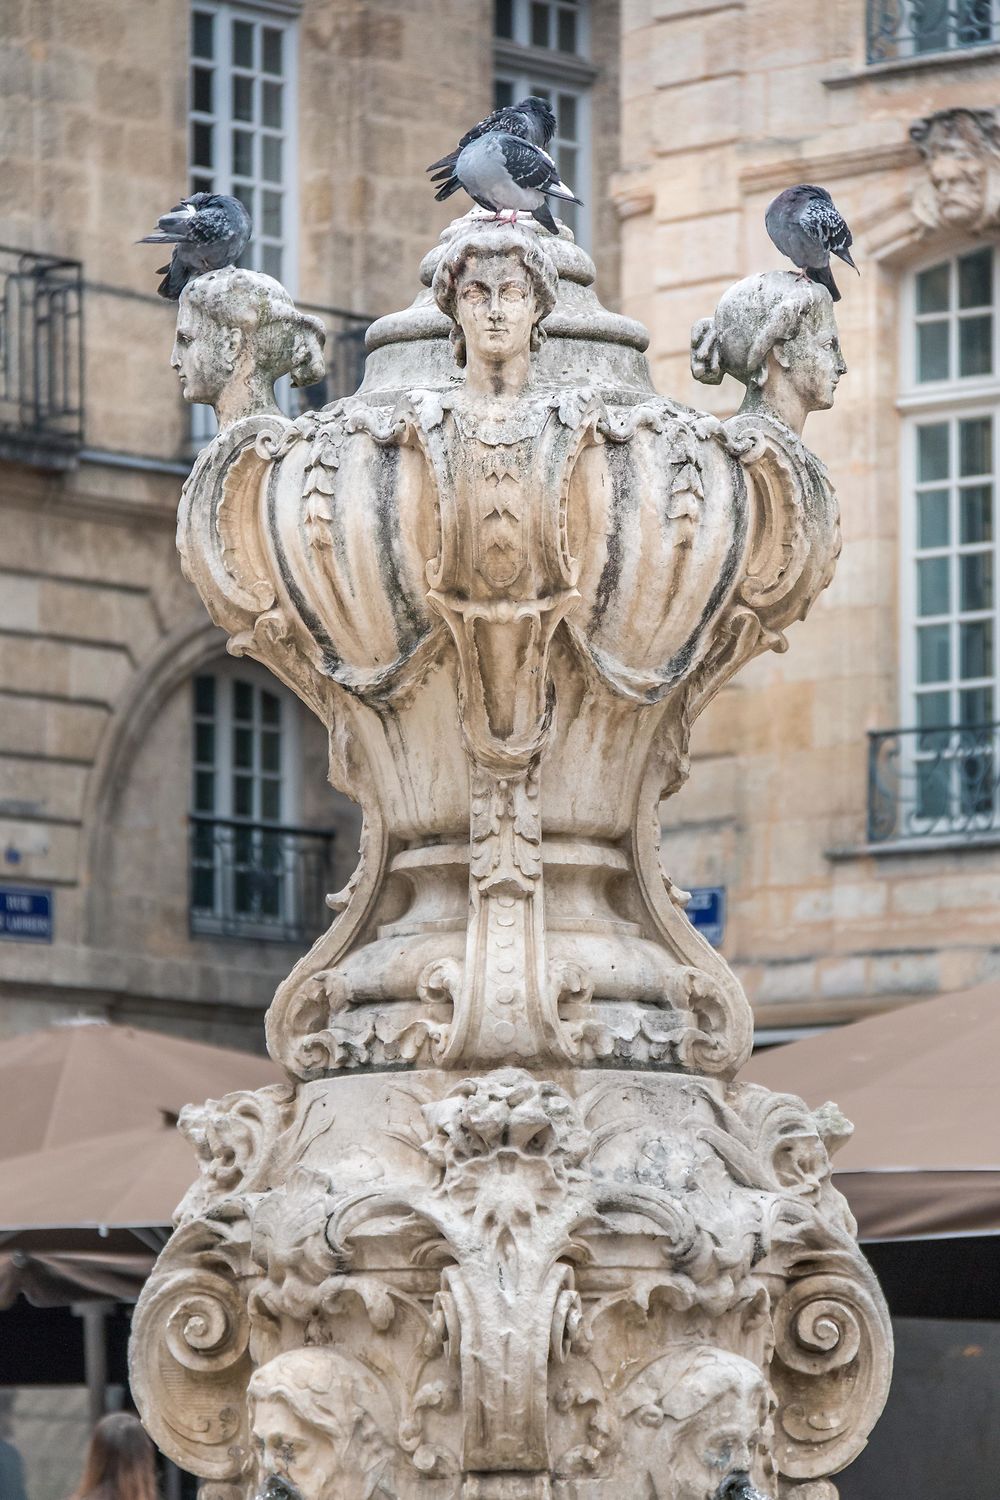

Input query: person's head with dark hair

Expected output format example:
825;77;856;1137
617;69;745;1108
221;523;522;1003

70;1413;158;1500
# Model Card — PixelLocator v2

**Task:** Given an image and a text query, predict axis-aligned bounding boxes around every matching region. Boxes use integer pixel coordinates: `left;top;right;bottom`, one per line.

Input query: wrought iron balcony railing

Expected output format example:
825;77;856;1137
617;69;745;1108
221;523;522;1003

189;815;336;943
867;722;1000;843
867;0;1000;62
0;246;83;466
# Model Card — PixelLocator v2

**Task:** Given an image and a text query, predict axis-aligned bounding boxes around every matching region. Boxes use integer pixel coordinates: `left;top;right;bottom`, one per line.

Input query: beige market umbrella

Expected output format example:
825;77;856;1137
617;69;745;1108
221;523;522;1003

0;1123;199;1241
743;982;1000;1240
0;1018;279;1162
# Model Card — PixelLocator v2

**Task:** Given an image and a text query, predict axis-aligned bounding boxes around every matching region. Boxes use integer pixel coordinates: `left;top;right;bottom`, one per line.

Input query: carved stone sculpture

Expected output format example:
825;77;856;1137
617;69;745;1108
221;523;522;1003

172;265;326;426
130;211;891;1500
910;106;1000;233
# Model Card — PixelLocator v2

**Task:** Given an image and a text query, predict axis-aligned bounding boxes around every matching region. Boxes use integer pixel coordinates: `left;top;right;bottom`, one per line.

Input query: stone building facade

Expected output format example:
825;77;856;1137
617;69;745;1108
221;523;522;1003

616;3;1000;1035
0;0;620;1050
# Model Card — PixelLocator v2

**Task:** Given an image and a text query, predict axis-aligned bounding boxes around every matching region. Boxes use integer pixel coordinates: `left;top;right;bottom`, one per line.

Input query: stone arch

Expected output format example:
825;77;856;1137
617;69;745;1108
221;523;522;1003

80;614;229;947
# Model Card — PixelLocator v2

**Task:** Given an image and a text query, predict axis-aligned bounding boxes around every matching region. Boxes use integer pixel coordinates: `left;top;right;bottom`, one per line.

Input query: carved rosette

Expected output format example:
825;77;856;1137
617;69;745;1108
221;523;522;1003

132;214;890;1499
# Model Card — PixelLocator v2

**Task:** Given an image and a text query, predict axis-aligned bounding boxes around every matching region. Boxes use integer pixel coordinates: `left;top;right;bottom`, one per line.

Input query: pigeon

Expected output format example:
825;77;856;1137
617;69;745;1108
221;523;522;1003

427;95;556;203
138;192;252;300
764;184;858;303
436;131;581;235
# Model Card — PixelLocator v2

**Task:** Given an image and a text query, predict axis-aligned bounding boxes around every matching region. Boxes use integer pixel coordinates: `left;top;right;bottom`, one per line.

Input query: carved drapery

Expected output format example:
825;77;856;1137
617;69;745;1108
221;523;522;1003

132;215;890;1500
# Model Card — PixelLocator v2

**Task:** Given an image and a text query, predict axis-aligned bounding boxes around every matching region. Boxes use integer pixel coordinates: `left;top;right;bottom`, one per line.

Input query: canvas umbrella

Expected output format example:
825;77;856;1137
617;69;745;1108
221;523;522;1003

0;1017;279;1162
743;981;1000;1241
0;1022;279;1418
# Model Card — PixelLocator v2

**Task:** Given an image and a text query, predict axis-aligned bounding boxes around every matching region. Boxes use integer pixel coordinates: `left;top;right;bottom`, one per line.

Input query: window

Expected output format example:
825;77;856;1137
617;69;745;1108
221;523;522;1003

898;246;1000;833
867;0;999;63
190;668;334;940
493;0;593;246
190;3;296;284
188;3;297;444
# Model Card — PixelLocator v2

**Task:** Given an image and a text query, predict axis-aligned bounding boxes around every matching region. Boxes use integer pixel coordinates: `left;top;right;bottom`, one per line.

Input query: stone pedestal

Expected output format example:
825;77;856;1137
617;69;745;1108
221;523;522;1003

130;215;891;1500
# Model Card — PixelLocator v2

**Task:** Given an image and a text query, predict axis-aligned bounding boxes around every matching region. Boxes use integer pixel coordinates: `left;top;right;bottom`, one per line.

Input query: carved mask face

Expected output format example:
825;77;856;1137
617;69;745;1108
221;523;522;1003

171;298;237;406
456;252;537;366
673;1386;770;1500
929;146;987;225
251;1398;327;1500
780;298;846;414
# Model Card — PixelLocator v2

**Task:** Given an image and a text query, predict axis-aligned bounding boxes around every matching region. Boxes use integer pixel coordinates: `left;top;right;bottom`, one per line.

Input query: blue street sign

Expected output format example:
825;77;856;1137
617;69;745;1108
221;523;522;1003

0;886;53;943
686;886;725;947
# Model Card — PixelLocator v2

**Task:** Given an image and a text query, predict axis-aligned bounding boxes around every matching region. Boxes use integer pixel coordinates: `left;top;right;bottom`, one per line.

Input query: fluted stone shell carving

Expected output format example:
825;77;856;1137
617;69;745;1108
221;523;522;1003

131;214;889;1500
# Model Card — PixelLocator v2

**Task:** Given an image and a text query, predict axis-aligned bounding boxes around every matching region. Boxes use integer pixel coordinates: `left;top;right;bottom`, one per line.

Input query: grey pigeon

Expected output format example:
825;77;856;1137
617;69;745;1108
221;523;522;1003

427;96;556;203
138;192;252;300
443;131;581;235
765;184;857;303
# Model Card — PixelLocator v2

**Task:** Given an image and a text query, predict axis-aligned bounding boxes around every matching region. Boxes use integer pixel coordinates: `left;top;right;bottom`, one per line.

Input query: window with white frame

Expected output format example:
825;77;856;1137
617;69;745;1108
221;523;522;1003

493;0;593;246
190;3;296;284
188;3;297;443
189;666;336;941
900;244;999;825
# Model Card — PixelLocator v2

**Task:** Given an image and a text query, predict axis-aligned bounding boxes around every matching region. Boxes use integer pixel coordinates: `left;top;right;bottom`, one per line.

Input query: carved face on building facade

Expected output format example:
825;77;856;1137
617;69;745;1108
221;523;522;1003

622;1346;773;1500
928;145;987;227
911;108;1000;232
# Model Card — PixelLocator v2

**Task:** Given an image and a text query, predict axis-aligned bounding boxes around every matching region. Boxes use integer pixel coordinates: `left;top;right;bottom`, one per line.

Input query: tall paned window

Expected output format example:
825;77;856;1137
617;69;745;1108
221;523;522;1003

190;670;312;939
493;0;593;246
188;3;297;442
190;4;296;284
901;245;1000;827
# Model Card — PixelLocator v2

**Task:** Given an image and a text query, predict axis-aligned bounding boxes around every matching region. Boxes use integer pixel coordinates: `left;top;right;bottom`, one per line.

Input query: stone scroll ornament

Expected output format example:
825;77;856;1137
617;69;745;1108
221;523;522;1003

131;216;891;1500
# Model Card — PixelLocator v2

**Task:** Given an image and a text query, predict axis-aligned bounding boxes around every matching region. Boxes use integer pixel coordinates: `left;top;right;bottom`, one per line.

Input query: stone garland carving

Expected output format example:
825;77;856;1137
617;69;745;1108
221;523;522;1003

132;214;891;1500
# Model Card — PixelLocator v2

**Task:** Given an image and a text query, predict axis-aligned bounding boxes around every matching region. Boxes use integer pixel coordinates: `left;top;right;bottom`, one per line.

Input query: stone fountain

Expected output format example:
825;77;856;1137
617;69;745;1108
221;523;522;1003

130;215;891;1500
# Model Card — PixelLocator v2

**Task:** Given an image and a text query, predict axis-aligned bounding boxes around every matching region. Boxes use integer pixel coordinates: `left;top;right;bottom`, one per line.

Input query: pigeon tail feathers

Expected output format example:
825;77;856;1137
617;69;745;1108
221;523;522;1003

531;201;560;234
544;179;582;205
433;178;462;203
806;263;841;302
155;255;191;301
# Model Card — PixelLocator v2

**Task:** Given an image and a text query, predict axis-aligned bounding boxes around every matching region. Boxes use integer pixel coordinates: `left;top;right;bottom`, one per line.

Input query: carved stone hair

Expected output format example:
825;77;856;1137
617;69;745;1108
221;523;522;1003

910;106;1000;160
248;1348;392;1442
690;270;826;390
625;1344;772;1427
431;224;559;367
184;266;326;388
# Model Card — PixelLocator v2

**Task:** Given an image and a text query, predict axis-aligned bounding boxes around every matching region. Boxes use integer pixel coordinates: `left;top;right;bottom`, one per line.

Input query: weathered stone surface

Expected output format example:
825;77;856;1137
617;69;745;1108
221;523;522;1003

130;213;890;1498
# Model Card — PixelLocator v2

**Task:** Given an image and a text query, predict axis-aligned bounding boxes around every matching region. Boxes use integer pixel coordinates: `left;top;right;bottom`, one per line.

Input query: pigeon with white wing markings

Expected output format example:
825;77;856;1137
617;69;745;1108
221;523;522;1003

427;95;556;204
765;184;858;303
442;131;582;235
137;192;252;300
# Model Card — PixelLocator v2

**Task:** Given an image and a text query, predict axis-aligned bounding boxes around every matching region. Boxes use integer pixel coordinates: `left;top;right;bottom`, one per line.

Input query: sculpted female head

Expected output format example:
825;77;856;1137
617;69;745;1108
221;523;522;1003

691;270;846;434
172;266;326;427
432;224;558;374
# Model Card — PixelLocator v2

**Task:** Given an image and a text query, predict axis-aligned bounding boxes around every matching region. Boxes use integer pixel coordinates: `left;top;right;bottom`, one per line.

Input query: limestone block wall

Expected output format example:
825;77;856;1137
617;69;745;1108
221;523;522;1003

618;0;1000;1023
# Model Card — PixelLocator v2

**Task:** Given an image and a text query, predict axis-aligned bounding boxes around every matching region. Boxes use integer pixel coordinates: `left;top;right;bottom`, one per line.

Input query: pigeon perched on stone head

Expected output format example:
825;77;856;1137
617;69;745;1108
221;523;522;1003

765;184;857;302
138;192;252;300
427;96;557;203
429;119;581;236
